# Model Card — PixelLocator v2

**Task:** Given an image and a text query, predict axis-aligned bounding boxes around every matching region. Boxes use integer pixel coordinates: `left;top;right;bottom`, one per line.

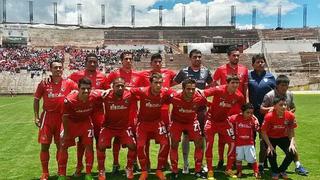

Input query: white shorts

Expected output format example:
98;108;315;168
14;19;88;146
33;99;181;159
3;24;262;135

236;145;257;163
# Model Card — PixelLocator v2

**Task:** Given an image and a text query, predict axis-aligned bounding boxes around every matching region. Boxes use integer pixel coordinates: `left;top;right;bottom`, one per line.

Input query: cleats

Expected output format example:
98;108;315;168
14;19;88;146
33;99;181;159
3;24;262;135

126;168;134;179
194;171;206;179
207;170;215;180
155;170;166;180
225;169;237;178
40;173;49;180
98;170;106;180
254;172;262;179
295;165;309;176
139;171;148;180
271;173;279;180
280;172;288;180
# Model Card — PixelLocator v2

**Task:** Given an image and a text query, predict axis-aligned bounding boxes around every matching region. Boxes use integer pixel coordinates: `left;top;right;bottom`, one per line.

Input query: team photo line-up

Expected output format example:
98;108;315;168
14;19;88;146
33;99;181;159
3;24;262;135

34;47;309;180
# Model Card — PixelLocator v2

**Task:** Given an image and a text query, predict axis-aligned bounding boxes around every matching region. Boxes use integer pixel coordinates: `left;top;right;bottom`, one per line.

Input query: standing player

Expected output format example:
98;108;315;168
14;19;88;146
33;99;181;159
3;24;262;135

212;46;249;169
58;78;101;180
261;97;297;180
132;73;172;180
203;75;245;179
34;60;77;180
248;54;276;174
138;53;176;169
169;78;207;179
97;77;137;180
103;51;146;173
260;75;308;176
173;49;213;173
68;53;106;176
229;103;260;178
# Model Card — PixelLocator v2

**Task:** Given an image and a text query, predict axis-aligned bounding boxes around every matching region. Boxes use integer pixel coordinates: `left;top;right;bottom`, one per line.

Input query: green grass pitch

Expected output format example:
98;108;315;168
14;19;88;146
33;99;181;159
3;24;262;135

0;95;319;179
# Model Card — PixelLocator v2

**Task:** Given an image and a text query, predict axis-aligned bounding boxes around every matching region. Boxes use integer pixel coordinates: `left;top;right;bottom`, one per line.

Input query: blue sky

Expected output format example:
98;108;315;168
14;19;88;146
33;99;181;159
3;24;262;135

1;0;319;28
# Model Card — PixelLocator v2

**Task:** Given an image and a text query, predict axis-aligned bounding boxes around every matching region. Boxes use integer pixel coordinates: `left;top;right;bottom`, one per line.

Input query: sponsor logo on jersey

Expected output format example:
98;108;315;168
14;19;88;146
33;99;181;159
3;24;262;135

178;108;194;113
110;104;128;110
146;102;161;108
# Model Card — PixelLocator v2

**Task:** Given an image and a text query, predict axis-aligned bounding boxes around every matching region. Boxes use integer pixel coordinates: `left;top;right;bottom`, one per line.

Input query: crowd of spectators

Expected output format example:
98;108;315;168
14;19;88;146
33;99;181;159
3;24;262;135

0;46;151;74
0;47;64;74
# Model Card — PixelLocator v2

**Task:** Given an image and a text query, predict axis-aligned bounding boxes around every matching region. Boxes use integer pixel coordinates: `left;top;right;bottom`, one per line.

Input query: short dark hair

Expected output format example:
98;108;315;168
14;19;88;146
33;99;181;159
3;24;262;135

276;75;290;85
226;46;238;56
189;49;201;58
151;53;162;61
273;96;287;105
120;51;133;60
85;53;98;63
149;72;163;83
252;54;266;64
241;103;254;112
49;59;63;68
112;77;125;85
226;75;240;83
182;78;196;89
78;77;92;88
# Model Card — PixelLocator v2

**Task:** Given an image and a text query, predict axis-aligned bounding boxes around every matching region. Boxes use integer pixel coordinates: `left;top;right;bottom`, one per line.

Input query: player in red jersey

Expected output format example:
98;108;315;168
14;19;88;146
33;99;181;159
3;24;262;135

261;97;297;180
168;78;207;179
138;53;176;169
229;103;260;178
212;46;249;170
103;51;145;173
58;78;101;180
203;75;245;179
68;53;106;176
34;60;77;180
97;77;137;180
131;73;172;180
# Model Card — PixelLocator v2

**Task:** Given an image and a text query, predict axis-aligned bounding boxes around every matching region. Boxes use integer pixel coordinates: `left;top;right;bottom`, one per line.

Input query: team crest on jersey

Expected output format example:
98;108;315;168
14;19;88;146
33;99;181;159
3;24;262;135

96;81;101;86
64;99;68;104
124;99;129;104
61;88;65;92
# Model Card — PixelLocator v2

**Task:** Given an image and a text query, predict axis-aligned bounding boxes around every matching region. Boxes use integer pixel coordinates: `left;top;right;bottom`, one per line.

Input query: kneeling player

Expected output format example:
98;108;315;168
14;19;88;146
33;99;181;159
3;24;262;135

229;103;260;178
58;78;101;180
97;77;137;180
169;78;207;179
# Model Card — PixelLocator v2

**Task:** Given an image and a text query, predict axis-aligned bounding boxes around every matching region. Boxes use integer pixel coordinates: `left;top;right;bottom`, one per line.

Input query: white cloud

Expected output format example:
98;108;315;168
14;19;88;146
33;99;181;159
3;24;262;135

1;0;299;27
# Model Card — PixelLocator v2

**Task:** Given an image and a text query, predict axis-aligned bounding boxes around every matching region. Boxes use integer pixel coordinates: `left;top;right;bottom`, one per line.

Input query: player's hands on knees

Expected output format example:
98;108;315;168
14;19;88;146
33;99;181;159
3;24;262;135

34;118;41;128
267;145;275;155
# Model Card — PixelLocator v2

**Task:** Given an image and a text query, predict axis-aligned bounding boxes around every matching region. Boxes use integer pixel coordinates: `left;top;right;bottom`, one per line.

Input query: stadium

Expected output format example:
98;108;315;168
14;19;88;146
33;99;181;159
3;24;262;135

0;0;320;180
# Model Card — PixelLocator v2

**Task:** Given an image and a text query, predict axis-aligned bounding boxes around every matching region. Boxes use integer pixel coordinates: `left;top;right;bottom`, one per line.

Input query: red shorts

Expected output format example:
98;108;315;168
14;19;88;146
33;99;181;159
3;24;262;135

99;127;135;149
38;111;62;144
169;121;202;142
61;120;94;148
161;105;170;125
92;111;104;138
204;120;234;143
136;121;168;147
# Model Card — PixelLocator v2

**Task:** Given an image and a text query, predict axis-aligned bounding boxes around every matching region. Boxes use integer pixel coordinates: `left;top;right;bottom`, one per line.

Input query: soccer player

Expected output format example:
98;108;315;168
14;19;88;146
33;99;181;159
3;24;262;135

97;77;137;180
248;54;276;174
260;75;308;176
68;53;106;176
138;53;176;169
173;49;213;173
203;75;245;179
212;46;249;169
261;97;297;180
169;78;207;179
34;60;77;180
132;73;172;180
103;51;145;173
229;103;260;178
58;78;101;180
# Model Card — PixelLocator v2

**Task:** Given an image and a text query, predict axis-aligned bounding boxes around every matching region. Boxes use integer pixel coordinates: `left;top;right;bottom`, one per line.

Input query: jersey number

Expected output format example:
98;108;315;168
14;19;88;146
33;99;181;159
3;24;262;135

87;129;94;138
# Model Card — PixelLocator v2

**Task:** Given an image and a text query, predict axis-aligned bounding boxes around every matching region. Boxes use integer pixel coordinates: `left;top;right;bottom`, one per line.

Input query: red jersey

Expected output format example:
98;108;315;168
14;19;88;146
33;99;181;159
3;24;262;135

139;69;176;88
204;85;245;122
63;90;102;122
213;63;248;94
131;87;173;123
102;89;137;129
34;78;77;112
103;68;146;89
68;69;105;89
169;91;207;124
261;110;297;138
229;114;259;146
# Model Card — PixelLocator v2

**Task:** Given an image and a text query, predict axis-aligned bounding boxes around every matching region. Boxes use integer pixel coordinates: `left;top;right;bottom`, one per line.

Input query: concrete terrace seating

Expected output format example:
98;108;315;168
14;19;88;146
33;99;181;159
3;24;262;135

261;28;319;40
